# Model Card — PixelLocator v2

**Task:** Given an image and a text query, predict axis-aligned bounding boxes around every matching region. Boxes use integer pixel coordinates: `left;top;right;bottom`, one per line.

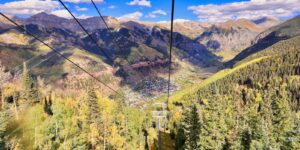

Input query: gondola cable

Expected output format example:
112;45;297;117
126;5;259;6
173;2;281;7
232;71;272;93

58;0;114;65
90;0;146;80
167;0;175;106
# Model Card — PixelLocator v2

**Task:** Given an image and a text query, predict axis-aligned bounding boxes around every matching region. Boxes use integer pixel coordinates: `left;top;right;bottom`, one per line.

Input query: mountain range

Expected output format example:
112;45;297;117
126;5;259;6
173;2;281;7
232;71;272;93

0;12;281;66
0;13;218;77
229;15;300;66
0;12;296;100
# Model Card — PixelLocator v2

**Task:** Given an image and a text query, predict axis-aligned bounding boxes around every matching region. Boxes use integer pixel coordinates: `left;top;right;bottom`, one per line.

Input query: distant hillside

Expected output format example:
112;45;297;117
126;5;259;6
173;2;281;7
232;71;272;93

228;15;300;66
196;24;257;52
19;12;120;32
218;19;264;32
194;18;279;61
142;21;210;39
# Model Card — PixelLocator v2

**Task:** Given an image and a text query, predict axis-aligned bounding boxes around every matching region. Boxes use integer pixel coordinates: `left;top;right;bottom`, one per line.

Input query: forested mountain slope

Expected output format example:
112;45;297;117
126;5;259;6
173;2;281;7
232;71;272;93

169;35;300;149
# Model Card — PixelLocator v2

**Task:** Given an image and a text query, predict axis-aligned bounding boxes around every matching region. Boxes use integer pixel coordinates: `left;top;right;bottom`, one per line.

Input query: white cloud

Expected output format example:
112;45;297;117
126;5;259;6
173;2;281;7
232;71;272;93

156;19;191;23
51;9;72;19
0;0;59;15
51;9;90;19
127;0;151;7
75;6;87;11
188;0;300;22
108;5;116;9
0;0;92;19
77;14;91;19
118;11;143;21
146;9;167;18
174;19;190;22
152;10;167;16
157;21;168;23
63;0;104;3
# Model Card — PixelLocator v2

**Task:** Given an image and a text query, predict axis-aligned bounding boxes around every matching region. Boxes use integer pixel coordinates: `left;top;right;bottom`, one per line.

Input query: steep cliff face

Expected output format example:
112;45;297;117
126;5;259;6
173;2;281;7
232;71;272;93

229;15;300;66
142;21;209;39
196;25;258;52
196;19;264;52
194;18;281;61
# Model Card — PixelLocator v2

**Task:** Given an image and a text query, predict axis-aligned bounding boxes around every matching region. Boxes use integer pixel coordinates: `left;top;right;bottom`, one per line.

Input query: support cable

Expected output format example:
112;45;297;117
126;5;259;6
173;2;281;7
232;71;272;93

58;0;114;64
167;0;175;106
60;0;147;83
90;0;145;79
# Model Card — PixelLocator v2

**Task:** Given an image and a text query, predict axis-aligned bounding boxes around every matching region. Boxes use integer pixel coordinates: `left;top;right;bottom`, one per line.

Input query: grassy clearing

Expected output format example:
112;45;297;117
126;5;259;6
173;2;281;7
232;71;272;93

0;32;30;45
214;50;240;62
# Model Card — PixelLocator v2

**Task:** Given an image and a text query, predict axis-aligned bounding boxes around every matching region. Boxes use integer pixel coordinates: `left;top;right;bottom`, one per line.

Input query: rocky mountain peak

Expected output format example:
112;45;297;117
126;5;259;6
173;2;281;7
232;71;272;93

23;12;70;29
122;21;149;31
252;16;281;28
28;12;67;22
217;18;262;32
196;19;260;56
253;16;279;24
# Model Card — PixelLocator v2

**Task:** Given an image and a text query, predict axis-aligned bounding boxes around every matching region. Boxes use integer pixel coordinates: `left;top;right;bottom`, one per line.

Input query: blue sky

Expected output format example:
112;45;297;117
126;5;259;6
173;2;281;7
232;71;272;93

0;0;299;22
95;0;248;21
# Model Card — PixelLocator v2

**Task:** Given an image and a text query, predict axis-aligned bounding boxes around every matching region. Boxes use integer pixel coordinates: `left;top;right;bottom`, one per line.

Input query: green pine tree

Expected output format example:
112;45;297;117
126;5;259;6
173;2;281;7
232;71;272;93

175;124;185;150
247;92;263;149
200;97;225;149
272;84;292;146
260;89;277;149
183;104;201;150
87;85;100;124
22;62;39;103
85;84;102;148
240;128;252;150
282;112;300;150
